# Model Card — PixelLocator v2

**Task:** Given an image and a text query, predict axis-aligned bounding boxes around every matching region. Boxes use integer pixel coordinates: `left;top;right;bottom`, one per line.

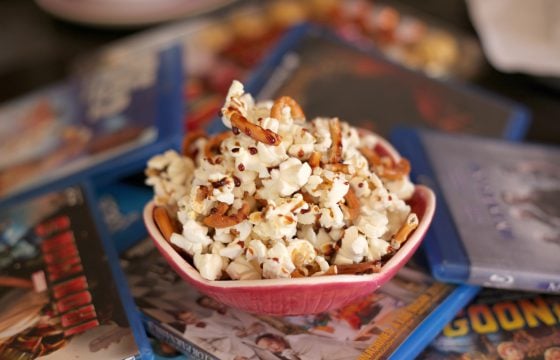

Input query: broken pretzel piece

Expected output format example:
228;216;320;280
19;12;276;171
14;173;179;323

360;146;411;180
271;96;305;122
328;118;343;164
203;202;251;228
336;261;382;275
204;132;232;160
228;109;282;146
308;151;322;168
182;129;207;159
392;213;419;246
343;188;361;221
324;265;338;276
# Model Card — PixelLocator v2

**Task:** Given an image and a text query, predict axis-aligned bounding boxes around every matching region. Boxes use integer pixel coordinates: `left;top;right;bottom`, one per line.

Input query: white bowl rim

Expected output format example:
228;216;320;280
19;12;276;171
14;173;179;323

143;185;435;289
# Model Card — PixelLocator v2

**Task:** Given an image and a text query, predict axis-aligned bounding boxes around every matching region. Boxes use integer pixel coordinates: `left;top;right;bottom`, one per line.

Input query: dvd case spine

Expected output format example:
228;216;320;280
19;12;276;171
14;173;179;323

144;319;218;360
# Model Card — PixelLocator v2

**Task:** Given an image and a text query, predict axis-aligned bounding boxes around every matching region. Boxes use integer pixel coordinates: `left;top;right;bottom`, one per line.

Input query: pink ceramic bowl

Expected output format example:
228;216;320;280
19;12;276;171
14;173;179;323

143;137;436;316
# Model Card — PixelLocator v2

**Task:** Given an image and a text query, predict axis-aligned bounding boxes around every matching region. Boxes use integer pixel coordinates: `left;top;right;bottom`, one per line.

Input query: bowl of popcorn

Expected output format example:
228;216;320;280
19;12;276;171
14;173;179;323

144;81;435;316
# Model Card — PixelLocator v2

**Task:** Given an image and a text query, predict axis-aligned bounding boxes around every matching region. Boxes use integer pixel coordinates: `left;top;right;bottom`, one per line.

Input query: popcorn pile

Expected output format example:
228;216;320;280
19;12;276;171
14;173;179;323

146;81;418;281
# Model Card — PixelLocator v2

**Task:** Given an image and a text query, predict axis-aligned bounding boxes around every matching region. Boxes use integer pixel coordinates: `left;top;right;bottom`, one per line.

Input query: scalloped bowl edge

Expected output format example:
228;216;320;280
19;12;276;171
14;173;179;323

143;185;435;316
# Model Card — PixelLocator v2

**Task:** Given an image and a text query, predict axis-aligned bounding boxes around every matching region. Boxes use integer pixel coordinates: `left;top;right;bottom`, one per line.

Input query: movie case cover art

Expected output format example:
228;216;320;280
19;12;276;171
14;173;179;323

0;44;183;204
123;238;477;360
419;289;560;360
255;26;529;140
0;184;150;359
391;128;560;293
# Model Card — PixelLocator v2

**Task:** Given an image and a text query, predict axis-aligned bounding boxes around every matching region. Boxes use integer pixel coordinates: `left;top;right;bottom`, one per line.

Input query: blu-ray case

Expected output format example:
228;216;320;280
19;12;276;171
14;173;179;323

94;178;154;255
122;239;478;360
419;289;560;359
0;44;183;208
0;181;153;359
391;128;560;293
246;24;530;140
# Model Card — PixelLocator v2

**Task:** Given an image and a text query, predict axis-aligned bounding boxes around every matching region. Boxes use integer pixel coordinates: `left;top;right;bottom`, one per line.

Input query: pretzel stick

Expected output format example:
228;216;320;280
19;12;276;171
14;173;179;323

344;188;361;221
392;213;419;245
228;110;282;146
271;96;305;122
291;269;306;278
336;261;382;275
154;206;179;242
329;118;343;164
359;146;410;180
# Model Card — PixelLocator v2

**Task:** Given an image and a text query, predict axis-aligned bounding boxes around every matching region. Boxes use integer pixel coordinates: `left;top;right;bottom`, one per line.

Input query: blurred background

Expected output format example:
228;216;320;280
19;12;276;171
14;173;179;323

1;0;559;144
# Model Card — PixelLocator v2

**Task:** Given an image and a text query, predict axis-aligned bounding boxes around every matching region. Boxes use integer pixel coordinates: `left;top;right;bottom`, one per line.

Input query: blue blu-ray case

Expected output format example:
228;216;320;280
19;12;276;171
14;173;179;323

94;178;154;254
0;180;153;359
239;24;530;141
0;43;184;208
389;282;480;360
391;128;560;293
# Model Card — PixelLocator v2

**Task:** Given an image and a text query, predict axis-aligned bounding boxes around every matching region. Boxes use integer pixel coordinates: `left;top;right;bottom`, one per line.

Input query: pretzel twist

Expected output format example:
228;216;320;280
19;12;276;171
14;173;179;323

271;96;305;122
204;132;232;159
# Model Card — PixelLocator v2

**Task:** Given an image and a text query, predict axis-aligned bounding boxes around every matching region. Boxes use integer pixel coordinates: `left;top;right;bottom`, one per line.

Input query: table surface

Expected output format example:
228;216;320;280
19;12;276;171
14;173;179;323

1;0;559;145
